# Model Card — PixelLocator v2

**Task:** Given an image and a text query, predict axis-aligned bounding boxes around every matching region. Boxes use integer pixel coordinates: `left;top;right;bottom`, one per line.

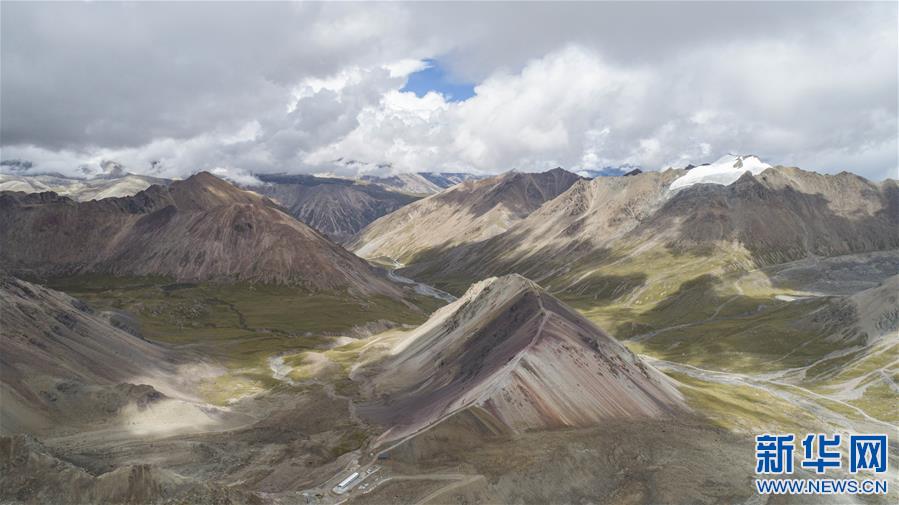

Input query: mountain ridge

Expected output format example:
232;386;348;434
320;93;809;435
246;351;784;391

0;172;402;295
247;173;419;242
0;172;170;202
358;274;685;447
377;165;899;294
351;168;585;263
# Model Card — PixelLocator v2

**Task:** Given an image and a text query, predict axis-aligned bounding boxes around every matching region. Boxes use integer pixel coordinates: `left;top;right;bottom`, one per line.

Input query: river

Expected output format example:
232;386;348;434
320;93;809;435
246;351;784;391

385;258;456;302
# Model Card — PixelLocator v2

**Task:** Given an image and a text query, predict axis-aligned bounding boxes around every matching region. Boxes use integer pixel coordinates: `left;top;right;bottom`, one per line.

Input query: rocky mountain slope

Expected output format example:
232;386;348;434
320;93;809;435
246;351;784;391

381;165;899;295
351;168;584;264
0;274;175;433
848;274;899;346
398;169;683;286
358;275;685;446
0;275;245;442
791;274;899;420
247;174;419;242
0;172;401;295
0;434;253;505
0;275;260;504
642;169;899;261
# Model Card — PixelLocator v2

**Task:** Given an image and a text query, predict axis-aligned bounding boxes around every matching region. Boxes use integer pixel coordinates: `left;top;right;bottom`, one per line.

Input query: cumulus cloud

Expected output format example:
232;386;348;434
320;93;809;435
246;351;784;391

209;167;263;187
1;2;896;180
305;34;897;179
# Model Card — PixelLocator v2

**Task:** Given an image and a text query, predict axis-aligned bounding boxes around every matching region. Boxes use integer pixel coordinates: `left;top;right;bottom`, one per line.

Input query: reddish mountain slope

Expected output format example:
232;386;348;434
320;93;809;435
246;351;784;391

358;275;685;446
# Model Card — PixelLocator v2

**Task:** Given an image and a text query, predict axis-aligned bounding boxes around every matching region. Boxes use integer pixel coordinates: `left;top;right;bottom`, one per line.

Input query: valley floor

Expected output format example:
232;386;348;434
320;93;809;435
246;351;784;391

3;251;897;505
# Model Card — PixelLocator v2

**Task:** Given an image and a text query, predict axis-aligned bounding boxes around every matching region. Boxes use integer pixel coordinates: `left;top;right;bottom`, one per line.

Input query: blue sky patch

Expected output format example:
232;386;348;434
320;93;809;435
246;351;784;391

401;59;475;102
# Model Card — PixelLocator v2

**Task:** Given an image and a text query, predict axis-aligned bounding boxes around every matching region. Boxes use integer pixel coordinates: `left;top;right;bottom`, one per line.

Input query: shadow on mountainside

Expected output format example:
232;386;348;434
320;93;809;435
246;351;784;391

389;174;899;299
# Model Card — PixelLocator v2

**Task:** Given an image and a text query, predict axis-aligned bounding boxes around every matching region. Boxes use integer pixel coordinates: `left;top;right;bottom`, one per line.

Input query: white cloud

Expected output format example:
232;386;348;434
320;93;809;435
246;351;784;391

385;59;430;78
209;167;262;186
303;46;654;173
2;2;896;180
296;24;897;180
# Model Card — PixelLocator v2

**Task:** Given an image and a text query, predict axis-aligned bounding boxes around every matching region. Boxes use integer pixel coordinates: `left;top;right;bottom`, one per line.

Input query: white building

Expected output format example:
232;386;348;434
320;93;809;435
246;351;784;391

335;472;359;493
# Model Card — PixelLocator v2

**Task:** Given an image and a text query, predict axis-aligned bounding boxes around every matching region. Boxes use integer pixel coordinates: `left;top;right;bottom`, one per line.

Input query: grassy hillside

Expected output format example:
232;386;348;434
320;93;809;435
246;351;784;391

44;274;444;405
548;248;898;428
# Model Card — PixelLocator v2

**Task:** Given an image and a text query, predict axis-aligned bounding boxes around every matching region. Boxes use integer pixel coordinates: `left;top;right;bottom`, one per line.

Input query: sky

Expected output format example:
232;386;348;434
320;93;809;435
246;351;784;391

1;1;896;182
401;60;476;102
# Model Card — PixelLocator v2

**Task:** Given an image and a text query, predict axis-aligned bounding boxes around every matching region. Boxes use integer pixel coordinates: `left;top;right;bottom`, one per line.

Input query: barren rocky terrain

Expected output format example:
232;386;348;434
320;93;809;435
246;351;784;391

248;174;419;243
1;165;896;505
0;173;402;295
352;168;585;263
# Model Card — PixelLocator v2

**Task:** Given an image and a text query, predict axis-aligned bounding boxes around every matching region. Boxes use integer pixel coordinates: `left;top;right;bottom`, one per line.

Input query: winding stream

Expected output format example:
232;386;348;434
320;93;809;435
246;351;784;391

385;258;456;302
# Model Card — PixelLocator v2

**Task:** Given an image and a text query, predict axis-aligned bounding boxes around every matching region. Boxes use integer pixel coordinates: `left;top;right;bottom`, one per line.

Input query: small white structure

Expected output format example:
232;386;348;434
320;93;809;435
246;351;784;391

333;472;359;494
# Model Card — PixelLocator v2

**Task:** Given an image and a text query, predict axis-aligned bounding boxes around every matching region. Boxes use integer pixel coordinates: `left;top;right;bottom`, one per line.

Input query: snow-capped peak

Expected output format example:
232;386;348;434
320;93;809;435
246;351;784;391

669;154;770;191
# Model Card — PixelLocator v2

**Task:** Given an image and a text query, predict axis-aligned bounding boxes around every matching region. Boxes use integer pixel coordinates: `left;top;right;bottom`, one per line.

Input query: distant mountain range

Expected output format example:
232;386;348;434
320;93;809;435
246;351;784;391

417;172;486;188
351;168;585;264
324;158;487;194
359;171;485;195
0;170;487;243
0;172;401;295
244;171;488;242
575;165;643;178
0;172;169;201
352;161;899;295
7;163;896;293
247;173;419;243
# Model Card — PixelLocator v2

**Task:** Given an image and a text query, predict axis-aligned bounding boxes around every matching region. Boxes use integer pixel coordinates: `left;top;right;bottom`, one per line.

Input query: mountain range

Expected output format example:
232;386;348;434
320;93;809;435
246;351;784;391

0;172;400;295
2;156;897;505
247;173;419;242
0;169;487;244
359;171;485;195
0;172;169;201
353;163;899;295
575;164;643;178
351;167;585;264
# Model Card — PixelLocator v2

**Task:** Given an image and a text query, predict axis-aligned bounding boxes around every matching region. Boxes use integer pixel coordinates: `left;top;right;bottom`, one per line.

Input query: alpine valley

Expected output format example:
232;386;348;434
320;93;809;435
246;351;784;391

1;156;897;505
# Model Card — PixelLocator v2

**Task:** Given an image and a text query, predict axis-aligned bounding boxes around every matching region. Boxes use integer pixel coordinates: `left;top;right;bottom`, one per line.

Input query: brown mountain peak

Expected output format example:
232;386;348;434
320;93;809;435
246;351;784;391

0;174;403;295
168;171;264;210
362;274;685;446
